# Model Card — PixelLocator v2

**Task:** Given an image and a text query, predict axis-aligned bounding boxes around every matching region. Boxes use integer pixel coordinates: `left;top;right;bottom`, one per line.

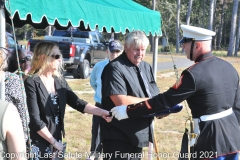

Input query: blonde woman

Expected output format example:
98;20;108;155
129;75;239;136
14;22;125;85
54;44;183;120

24;42;111;159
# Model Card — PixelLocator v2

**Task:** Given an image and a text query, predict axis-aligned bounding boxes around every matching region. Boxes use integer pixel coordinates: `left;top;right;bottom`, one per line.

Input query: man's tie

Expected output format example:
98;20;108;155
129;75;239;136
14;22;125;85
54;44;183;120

136;66;155;160
136;66;152;98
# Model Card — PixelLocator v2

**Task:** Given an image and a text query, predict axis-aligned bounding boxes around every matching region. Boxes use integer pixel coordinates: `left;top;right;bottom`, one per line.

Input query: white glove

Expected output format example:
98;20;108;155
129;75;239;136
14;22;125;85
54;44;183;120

111;105;128;120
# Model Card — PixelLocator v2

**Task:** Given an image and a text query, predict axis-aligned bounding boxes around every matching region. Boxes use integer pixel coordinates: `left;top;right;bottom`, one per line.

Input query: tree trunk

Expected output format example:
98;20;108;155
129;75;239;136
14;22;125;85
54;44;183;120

217;0;226;50
163;29;170;52
223;28;226;47
212;0;217;49
202;0;206;27
181;0;192;53
186;0;193;25
234;5;240;56
23;26;27;40
48;26;52;36
111;32;114;41
227;0;239;56
24;31;27;40
176;0;181;53
208;0;215;30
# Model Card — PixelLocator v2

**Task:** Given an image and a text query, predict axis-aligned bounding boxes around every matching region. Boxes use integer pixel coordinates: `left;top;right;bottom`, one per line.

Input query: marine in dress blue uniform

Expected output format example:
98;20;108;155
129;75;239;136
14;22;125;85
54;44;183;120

111;25;240;160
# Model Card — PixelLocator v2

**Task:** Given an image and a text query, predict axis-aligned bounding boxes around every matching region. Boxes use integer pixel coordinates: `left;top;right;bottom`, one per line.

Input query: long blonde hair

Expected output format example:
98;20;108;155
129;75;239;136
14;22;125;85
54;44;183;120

29;42;63;77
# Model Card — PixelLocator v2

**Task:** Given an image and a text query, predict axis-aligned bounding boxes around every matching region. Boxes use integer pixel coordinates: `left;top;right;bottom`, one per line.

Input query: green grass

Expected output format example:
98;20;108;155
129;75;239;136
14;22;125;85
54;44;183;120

67;79;92;92
212;50;240;57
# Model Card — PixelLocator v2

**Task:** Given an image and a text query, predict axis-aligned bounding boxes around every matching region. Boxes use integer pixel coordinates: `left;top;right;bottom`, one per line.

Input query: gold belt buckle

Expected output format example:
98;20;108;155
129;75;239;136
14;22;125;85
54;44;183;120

190;133;197;138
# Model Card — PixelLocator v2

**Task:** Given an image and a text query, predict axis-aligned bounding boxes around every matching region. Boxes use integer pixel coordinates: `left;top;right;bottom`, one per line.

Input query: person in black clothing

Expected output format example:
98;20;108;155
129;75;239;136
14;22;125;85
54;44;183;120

89;40;123;158
101;30;160;160
111;25;240;160
24;42;111;160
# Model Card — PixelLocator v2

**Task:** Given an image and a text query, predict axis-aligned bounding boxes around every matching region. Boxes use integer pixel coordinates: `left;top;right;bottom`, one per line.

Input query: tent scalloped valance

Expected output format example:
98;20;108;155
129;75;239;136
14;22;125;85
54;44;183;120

5;0;162;36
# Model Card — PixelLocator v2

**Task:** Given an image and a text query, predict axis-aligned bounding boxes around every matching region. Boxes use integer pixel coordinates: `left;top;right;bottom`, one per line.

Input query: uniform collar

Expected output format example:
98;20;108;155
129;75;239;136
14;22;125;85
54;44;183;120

195;52;213;63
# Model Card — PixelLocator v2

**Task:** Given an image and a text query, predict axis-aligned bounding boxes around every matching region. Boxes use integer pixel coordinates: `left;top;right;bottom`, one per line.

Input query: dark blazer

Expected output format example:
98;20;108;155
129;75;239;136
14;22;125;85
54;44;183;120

24;76;87;142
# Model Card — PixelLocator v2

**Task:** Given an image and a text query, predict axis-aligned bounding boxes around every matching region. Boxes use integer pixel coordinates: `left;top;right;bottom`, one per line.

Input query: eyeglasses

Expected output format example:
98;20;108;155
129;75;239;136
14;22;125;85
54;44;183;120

49;54;62;59
20;56;32;64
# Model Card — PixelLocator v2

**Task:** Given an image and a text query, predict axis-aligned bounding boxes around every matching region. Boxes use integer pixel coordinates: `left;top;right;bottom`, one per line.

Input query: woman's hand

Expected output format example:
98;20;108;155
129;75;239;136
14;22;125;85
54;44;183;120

52;140;64;151
37;127;64;151
101;109;113;122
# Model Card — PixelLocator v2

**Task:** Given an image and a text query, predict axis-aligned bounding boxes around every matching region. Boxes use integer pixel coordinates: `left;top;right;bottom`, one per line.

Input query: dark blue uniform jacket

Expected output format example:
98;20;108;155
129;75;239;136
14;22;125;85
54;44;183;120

127;52;240;157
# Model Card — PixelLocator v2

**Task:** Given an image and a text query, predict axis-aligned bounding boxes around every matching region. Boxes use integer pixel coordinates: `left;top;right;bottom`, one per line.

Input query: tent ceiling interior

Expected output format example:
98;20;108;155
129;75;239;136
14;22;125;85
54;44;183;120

4;0;162;36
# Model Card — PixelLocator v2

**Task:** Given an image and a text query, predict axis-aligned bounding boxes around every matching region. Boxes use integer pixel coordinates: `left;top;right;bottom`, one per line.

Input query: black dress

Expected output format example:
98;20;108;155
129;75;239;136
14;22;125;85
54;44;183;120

24;76;87;160
30;92;62;160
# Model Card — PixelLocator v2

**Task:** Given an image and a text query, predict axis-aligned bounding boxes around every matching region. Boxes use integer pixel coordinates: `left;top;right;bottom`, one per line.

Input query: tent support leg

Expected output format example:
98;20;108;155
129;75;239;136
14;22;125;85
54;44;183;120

152;36;159;81
0;4;6;48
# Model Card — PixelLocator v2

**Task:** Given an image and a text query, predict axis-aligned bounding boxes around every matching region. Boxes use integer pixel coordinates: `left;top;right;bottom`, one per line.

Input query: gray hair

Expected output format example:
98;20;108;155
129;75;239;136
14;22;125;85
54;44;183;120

124;30;149;49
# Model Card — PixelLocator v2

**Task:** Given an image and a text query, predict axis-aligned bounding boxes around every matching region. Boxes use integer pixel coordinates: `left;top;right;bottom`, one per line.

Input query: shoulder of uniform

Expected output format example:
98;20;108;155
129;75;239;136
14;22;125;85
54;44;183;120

187;62;199;71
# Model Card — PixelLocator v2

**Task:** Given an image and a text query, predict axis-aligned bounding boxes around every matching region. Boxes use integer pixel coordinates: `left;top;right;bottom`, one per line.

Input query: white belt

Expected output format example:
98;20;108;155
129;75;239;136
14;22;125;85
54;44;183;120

190;108;232;147
200;108;233;121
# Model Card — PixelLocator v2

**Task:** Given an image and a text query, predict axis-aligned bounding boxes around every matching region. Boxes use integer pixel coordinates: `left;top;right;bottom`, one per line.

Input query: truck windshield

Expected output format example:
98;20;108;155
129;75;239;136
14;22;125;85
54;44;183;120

53;30;89;38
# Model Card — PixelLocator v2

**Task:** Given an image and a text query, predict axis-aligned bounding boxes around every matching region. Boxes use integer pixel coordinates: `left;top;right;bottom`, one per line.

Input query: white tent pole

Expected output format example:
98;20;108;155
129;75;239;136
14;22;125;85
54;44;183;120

152;35;159;80
149;36;159;160
0;3;6;48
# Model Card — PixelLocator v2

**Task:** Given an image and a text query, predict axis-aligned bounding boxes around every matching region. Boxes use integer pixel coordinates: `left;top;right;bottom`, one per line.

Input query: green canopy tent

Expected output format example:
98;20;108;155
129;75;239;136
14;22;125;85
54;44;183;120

0;0;162;78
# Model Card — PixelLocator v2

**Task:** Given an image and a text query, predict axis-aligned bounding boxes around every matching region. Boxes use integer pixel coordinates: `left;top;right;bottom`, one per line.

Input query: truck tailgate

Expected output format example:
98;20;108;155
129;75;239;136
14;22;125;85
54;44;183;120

56;42;71;58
